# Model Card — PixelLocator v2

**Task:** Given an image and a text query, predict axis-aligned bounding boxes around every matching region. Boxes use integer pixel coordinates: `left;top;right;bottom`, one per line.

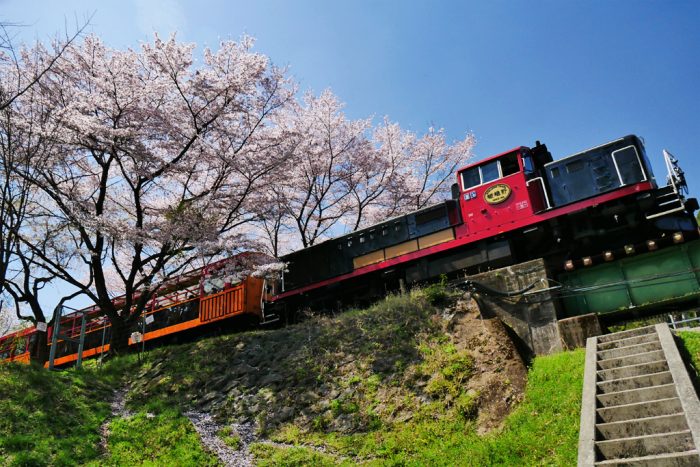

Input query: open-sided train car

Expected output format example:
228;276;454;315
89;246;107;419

0;254;274;366
272;135;698;308
0;326;33;364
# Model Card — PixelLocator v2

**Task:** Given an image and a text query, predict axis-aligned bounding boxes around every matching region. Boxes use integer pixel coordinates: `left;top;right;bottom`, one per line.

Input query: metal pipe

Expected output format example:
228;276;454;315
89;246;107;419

47;306;62;370
76;312;87;369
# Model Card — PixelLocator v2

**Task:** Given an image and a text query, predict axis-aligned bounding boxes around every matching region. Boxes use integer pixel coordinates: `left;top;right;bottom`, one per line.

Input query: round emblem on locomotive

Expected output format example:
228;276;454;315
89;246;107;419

484;183;512;204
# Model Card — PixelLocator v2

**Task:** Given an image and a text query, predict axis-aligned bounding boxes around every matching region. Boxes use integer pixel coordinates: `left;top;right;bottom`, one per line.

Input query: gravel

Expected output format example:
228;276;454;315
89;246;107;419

186;411;256;467
99;386;133;454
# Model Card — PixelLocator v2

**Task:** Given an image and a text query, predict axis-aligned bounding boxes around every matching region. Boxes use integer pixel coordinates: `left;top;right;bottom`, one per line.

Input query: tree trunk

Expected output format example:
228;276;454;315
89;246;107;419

28;330;49;366
108;317;132;356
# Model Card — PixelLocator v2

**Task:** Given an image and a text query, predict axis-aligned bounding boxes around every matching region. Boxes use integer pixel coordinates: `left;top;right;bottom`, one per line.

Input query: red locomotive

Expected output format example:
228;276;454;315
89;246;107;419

1;134;696;366
274;135;696;309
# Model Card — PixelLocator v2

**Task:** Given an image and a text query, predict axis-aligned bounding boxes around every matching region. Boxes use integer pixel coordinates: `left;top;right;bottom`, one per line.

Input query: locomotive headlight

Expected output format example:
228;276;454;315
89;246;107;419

646;240;658;251
564;260;575;271
604;251;614;261
582;257;593;267
624;244;635;255
673;232;684;244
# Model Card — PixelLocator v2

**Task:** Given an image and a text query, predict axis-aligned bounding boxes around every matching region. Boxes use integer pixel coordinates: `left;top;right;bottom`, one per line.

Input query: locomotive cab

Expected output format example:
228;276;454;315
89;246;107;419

455;148;544;237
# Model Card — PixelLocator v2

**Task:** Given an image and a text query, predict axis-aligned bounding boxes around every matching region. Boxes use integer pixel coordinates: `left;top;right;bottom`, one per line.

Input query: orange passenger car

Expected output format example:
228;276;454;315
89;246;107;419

1;254;275;367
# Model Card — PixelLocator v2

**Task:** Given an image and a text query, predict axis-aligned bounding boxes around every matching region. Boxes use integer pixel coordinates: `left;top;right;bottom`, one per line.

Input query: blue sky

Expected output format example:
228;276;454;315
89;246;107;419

2;1;699;191
0;0;698;315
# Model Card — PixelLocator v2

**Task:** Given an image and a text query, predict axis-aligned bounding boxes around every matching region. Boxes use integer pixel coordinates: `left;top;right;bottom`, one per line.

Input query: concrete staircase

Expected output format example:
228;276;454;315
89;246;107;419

578;324;700;466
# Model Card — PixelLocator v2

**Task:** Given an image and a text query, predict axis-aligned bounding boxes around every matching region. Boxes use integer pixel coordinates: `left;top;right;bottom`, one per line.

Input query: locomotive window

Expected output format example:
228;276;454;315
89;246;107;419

522;155;534;173
500;153;520;177
612;146;645;185
461;167;480;190
566;160;585;174
480;161;499;183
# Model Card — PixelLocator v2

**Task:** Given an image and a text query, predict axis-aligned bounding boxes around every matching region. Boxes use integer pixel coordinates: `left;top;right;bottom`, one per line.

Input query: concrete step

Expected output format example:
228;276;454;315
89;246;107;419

597;350;666;370
596;397;683;423
597;360;670;382
597;414;690;440
597;371;675;394
597;333;661;351
597;340;662;361
597;326;657;344
580;324;700;466
595;430;695;461
597;384;679;408
595;449;700;466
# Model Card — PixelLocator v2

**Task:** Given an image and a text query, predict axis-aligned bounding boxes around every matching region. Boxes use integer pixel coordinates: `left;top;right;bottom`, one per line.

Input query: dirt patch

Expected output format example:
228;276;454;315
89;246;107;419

448;296;528;433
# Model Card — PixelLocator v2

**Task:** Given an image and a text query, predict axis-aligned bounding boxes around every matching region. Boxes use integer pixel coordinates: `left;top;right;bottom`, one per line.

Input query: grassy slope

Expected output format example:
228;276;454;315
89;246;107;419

0;289;589;466
0;363;113;466
0;356;217;466
88;399;218;467
126;289;585;466
253;349;584;466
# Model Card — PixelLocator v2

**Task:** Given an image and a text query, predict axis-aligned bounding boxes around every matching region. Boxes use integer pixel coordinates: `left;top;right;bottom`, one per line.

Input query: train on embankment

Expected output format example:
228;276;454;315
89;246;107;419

2;134;698;365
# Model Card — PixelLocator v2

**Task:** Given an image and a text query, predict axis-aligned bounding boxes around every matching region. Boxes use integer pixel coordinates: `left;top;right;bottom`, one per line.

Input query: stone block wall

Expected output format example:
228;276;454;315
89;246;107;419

465;258;563;356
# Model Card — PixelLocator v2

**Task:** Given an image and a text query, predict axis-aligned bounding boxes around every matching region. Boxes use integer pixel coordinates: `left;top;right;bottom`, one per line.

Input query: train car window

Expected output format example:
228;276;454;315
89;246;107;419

480;161;500;183
566;160;584;174
500;153;520;177
337;244;342;250
461;167;480;190
359;236;366;243
612;146;645;185
415;206;444;225
551;167;560;178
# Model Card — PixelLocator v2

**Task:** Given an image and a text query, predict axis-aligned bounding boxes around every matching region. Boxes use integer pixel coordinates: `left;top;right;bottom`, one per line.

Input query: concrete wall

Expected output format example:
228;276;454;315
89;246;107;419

558;313;602;350
466;258;563;356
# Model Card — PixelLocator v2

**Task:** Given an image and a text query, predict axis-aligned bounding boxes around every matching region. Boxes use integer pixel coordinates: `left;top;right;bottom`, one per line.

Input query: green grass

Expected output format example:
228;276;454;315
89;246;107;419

678;331;700;375
218;426;242;450
0;354;217;466
250;443;337;466
0;357;136;466
1;287;588;466
92;400;218;466
254;349;585;466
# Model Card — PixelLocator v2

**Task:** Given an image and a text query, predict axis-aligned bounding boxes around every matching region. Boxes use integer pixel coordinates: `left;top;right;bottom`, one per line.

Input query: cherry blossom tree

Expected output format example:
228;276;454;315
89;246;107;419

1;29;475;360
253;93;475;253
0;21;89;363
279;90;372;247
368;120;475;223
11;34;294;354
